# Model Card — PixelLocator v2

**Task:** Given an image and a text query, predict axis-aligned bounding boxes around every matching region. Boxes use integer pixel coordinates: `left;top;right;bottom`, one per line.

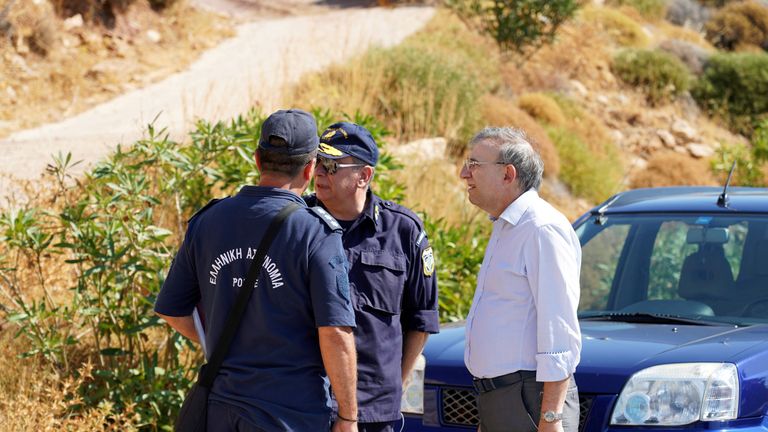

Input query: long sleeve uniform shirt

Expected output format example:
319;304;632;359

464;190;582;382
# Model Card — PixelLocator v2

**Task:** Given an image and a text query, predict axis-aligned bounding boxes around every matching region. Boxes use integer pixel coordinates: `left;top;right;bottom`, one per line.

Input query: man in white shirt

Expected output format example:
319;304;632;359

460;127;582;432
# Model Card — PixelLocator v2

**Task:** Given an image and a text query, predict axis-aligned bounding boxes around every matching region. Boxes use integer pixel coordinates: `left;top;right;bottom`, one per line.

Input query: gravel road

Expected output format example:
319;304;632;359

0;3;434;201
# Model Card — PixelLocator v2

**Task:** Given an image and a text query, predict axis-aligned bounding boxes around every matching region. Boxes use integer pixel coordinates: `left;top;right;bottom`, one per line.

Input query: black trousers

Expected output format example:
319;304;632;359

206;401;268;432
476;374;579;432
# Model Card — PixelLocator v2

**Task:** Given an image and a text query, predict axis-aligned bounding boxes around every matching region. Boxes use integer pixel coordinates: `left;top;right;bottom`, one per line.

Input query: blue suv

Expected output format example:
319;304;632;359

401;187;768;431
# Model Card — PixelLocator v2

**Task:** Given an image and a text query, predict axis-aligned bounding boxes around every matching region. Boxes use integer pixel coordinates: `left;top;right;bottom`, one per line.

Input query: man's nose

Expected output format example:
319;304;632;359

459;164;471;179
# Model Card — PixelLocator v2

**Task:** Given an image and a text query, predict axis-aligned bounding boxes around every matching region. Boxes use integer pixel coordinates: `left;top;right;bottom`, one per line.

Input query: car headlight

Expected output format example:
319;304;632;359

401;354;425;414
611;363;738;426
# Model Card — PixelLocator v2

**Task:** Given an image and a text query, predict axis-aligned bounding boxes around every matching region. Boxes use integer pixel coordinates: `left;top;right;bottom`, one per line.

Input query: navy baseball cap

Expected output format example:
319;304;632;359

318;122;379;166
259;109;319;155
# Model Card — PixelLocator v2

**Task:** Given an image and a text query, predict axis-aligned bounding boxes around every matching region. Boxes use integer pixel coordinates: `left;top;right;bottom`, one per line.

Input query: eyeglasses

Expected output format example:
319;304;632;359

463;158;506;171
317;156;366;175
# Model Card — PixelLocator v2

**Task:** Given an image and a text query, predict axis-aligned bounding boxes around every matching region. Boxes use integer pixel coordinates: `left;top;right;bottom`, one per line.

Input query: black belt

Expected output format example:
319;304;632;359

472;370;536;394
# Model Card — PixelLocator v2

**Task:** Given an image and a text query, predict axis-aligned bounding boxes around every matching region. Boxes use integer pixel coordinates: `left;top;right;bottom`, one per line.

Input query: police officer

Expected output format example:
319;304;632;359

155;109;359;432
305;122;440;432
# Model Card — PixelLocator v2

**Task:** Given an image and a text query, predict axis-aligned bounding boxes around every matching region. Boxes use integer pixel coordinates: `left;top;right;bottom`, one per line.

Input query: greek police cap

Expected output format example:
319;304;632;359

318;122;379;167
259;109;319;155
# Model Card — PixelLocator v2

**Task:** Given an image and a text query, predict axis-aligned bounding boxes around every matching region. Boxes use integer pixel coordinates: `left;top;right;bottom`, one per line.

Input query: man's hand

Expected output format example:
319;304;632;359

331;419;358;432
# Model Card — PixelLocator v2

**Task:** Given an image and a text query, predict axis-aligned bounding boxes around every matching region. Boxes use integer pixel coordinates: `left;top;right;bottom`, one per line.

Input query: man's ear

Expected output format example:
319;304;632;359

303;158;316;181
358;166;375;188
503;163;517;184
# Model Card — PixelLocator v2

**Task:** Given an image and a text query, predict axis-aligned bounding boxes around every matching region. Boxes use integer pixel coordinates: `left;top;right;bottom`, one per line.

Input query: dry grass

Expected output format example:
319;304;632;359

0;0;232;137
577;5;650;48
630;151;718;188
516;93;567;127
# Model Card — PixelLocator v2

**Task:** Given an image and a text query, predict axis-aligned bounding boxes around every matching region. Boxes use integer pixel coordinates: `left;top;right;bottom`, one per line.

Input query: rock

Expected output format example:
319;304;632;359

596;94;610;105
9;54;36;76
687;143;714;158
609;129;625;144
86;60;125;80
629;157;648;172
569;80;588;97
657;129;676;148
146;30;162;43
671;119;697;142
6;86;17;101
63;14;84;31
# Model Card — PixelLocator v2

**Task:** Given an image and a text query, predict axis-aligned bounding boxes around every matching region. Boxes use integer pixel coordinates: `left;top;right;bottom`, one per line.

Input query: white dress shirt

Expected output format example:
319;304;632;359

464;190;582;382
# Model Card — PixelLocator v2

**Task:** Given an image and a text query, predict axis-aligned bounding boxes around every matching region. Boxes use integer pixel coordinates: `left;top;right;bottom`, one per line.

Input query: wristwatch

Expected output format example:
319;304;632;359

541;410;564;423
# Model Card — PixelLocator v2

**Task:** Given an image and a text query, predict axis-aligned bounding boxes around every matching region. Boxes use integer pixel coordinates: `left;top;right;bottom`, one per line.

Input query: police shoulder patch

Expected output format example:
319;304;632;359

188;197;229;223
421;246;435;277
308;206;342;231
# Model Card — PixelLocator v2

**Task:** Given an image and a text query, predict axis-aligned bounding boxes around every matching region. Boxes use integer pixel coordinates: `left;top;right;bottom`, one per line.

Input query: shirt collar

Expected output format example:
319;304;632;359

496;189;538;226
360;189;381;232
238;185;306;205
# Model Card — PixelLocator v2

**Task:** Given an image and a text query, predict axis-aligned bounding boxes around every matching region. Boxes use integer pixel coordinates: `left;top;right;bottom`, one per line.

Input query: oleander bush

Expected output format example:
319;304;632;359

692;52;768;136
705;0;768;51
612;48;693;104
445;0;580;55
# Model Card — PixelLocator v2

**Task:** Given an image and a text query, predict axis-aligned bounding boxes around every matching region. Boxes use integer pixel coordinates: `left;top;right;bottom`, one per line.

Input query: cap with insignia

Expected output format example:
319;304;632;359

318;122;379;166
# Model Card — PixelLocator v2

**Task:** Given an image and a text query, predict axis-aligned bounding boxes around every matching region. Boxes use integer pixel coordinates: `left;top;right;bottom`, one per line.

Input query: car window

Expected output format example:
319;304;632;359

577;222;630;310
576;214;768;325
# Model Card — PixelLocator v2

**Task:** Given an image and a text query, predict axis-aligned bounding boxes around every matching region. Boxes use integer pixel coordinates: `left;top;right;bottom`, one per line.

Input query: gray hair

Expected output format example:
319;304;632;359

470;127;544;191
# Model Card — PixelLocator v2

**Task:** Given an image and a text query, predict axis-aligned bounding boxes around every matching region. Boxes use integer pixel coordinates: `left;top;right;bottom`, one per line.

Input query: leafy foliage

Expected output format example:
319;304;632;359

692;52;768;136
612;48;692;104
445;0;580;55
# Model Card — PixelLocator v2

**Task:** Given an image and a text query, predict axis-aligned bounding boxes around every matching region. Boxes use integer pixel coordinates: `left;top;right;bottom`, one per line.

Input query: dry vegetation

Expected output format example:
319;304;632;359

0;0;232;137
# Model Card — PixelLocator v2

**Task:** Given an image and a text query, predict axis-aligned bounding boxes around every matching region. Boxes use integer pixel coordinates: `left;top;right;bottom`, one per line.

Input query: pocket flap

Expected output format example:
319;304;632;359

360;250;406;272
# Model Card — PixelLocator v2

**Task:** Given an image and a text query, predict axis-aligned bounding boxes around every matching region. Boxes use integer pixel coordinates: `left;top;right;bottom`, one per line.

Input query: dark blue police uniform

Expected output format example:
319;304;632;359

305;191;440;425
155;186;355;431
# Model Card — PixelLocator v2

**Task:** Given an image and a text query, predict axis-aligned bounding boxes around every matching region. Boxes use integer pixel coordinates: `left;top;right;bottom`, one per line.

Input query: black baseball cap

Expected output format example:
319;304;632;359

318;122;379;167
259;109;319;155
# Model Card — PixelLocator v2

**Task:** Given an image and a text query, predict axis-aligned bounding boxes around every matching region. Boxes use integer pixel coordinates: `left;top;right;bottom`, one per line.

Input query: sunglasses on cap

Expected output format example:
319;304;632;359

317;156;366;175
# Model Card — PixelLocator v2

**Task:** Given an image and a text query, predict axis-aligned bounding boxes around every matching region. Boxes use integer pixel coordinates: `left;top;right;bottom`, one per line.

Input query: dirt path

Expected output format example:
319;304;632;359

0;3;434;201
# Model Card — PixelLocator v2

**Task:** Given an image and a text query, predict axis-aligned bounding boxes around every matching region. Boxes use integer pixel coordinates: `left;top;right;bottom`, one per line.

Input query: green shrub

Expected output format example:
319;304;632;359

579;6;650;47
607;0;669;20
547;126;621;203
692;52;768;135
445;0;580;55
612;48;692;104
705;0;768;51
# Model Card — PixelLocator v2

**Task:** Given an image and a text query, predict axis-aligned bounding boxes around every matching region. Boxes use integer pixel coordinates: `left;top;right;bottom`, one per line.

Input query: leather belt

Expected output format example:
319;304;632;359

472;370;536;394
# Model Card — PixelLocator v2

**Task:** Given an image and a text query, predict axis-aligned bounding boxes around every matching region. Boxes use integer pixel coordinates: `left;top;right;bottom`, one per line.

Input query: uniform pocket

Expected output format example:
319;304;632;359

357;250;406;315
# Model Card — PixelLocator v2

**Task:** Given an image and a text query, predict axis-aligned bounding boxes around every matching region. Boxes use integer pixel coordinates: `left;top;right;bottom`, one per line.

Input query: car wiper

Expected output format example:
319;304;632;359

580;312;729;326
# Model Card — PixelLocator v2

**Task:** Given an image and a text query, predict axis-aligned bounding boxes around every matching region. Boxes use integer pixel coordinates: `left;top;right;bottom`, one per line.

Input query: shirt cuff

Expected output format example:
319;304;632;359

535;351;577;382
401;309;440;333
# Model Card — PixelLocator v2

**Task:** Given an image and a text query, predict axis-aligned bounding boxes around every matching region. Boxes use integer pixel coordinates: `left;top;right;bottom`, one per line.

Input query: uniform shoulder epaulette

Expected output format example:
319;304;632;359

188;197;229;223
380;199;425;230
308;206;342;231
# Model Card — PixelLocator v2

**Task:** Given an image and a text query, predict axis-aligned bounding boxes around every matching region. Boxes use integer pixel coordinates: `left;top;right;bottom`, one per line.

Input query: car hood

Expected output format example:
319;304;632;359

423;321;768;393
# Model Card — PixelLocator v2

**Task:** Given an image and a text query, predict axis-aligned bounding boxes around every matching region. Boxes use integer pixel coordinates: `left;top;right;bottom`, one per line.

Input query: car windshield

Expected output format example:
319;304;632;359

574;213;768;326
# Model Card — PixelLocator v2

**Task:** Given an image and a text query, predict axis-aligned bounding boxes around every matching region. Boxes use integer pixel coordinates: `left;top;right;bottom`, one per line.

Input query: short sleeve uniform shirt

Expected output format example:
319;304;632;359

305;191;440;423
155;186;355;431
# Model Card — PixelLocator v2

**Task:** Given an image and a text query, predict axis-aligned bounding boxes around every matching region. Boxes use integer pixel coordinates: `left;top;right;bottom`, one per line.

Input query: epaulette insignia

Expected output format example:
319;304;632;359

309;206;341;231
416;230;427;246
374;204;380;222
422;246;435;277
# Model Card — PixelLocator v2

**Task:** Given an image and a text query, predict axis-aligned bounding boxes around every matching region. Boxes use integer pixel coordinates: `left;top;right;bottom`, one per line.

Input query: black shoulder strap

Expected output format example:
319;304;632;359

198;202;300;388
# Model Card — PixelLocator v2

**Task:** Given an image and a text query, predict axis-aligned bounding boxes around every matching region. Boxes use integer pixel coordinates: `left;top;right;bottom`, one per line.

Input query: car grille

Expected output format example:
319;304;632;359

440;387;594;431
